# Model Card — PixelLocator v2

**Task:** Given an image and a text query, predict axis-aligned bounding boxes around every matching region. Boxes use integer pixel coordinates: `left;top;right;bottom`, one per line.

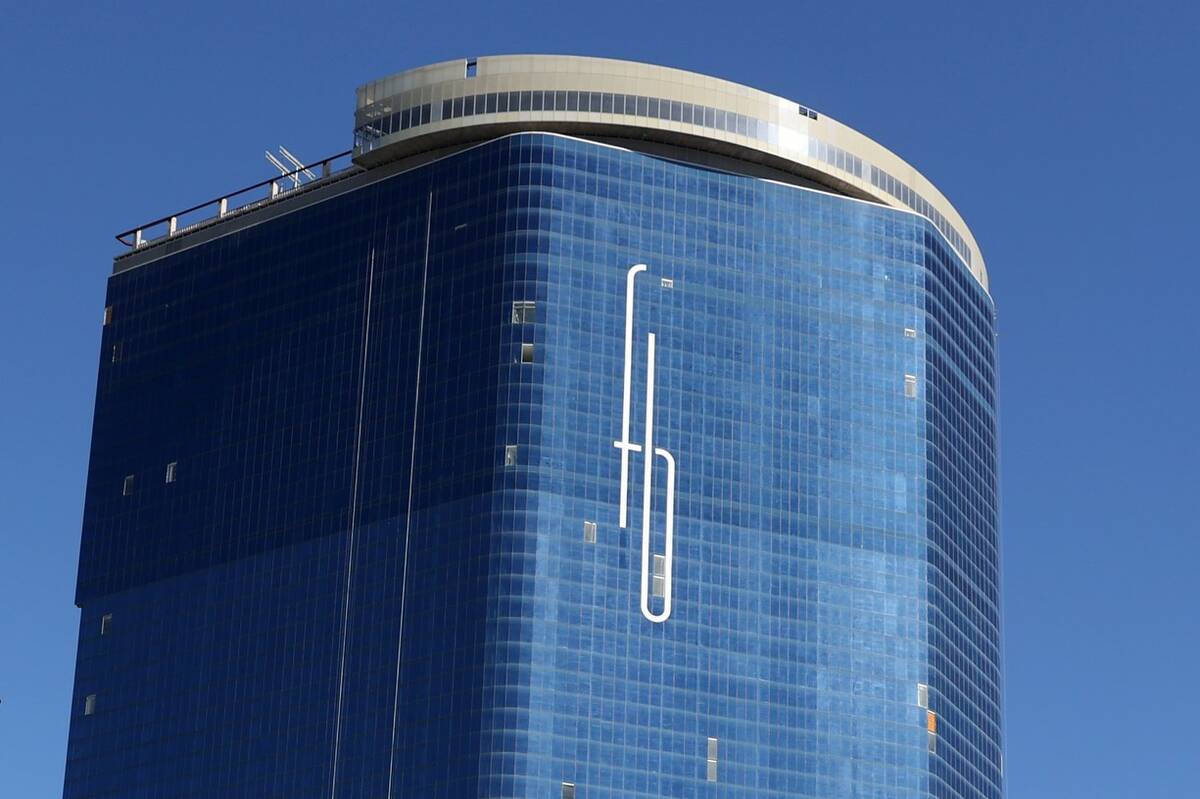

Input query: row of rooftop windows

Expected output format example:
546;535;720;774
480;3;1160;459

354;88;973;270
355;88;782;150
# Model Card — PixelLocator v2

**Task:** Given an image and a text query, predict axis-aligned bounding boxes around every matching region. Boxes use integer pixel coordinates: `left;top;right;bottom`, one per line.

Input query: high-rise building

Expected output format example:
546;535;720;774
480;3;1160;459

66;56;1001;798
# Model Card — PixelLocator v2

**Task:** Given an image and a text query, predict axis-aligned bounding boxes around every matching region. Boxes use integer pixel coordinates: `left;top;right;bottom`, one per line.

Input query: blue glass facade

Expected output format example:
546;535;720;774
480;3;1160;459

67;132;1001;798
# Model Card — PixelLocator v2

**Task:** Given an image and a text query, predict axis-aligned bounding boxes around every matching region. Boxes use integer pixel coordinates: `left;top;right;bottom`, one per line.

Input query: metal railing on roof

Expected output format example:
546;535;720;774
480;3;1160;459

115;150;355;251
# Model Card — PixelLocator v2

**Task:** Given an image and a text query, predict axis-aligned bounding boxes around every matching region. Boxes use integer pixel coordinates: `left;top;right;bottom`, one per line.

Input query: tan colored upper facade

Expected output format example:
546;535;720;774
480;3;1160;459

354;55;988;291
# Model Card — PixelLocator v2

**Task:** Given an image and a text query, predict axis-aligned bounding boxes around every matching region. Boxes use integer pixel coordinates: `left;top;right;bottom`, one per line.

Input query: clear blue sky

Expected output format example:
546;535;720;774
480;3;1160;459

2;1;1196;796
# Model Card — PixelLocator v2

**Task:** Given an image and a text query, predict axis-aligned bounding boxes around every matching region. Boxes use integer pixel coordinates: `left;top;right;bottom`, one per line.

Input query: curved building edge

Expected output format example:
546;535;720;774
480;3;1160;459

354;54;989;291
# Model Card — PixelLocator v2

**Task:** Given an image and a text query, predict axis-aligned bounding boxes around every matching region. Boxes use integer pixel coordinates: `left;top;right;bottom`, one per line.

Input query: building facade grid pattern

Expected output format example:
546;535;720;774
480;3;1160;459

67;133;1001;799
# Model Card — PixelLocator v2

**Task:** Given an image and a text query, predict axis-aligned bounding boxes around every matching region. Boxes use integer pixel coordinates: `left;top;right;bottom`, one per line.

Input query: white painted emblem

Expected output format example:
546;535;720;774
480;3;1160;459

613;264;676;623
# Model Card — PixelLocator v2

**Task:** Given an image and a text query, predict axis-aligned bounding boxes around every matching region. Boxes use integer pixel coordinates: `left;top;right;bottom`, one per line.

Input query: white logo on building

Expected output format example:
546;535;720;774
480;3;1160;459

613;264;677;623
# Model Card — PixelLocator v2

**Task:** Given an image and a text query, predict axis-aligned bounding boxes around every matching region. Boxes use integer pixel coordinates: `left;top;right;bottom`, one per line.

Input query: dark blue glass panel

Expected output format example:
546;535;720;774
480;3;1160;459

67;134;1001;799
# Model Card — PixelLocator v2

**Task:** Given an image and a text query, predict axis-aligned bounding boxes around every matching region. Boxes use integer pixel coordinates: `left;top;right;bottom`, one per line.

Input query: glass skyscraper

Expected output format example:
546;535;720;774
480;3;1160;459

66;56;1002;798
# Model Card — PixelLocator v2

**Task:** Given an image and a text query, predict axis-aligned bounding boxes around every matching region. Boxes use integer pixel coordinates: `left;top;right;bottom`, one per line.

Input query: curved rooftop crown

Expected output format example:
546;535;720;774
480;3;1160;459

355;55;987;290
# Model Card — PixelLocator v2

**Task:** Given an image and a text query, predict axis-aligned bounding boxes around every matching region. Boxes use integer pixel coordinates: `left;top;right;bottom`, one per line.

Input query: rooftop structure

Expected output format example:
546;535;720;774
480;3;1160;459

120;55;987;291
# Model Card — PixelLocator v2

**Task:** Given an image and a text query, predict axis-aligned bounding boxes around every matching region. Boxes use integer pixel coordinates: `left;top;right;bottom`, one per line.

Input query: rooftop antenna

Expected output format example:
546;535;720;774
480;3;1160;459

265;147;316;190
265;150;300;189
278;147;317;182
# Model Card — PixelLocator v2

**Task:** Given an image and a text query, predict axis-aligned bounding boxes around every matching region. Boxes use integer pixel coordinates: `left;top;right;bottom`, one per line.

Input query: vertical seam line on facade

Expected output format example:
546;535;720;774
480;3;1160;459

386;190;434;799
329;236;379;799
